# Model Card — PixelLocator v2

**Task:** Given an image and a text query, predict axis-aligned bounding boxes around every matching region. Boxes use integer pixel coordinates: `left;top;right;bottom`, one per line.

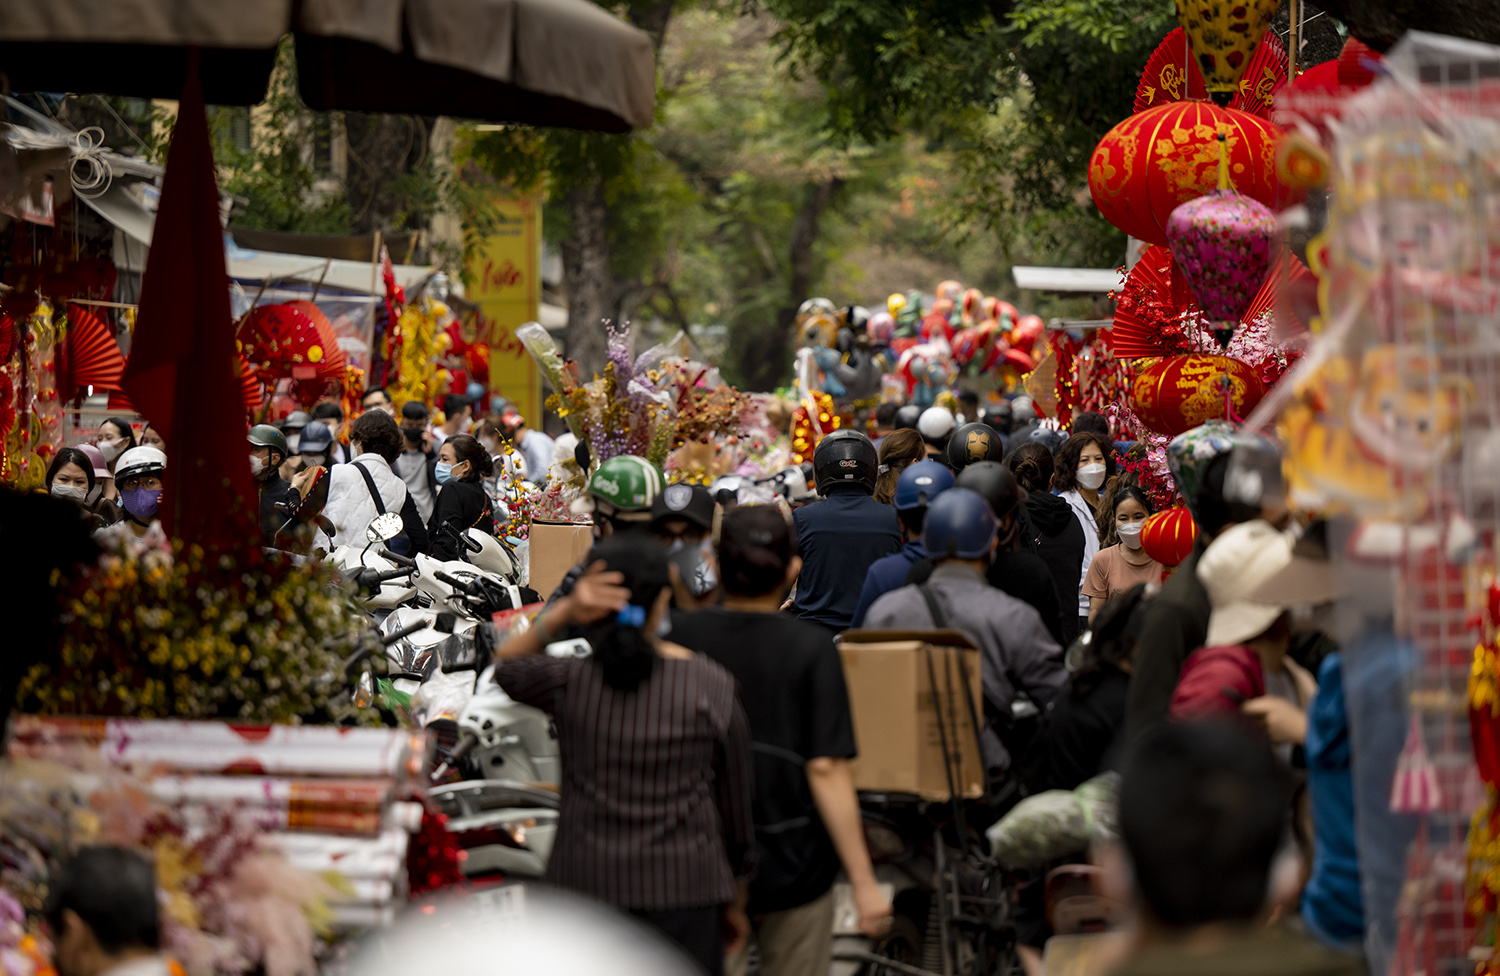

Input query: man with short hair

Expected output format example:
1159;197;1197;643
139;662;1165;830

46;846;167;976
394;401;439;522
431;393;473;449
311;402;352;464
361;386;394;416
871;402;899;451
1111;721;1360;976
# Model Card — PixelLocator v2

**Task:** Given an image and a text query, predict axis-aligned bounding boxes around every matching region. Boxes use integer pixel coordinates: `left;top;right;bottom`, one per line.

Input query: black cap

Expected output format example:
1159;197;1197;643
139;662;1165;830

651;483;715;531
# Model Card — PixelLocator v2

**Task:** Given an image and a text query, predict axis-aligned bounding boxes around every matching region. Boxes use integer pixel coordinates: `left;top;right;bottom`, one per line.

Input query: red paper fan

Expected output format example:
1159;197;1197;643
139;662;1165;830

237;302;346;382
1109;246;1198;359
61;303;127;395
1134;28;1287;120
0;370;15;437
0;313;16;364
1240;254;1316;328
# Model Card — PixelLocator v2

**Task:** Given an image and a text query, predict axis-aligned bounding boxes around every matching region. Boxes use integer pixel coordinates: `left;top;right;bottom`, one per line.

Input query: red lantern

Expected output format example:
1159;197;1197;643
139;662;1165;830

1130;354;1265;436
1088;102;1294;247
1141;506;1198;566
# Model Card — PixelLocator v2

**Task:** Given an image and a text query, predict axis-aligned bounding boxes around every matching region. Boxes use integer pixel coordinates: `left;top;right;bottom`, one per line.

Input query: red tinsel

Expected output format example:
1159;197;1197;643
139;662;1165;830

406;804;465;894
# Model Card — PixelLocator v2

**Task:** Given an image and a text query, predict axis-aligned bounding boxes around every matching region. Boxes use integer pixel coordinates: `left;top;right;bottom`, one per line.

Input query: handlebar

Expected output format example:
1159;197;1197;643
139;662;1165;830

434;569;478;596
368;566;414;586
379;549;417;568
381;619;430;646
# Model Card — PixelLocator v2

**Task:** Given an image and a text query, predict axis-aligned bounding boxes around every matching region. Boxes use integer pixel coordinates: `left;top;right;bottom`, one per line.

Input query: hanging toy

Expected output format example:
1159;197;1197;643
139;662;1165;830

1391;712;1443;814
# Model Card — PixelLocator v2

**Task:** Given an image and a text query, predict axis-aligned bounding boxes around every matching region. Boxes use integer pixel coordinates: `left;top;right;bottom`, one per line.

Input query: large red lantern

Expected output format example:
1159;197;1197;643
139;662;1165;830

1130;354;1265;436
1088;102;1292;248
1141;506;1198;566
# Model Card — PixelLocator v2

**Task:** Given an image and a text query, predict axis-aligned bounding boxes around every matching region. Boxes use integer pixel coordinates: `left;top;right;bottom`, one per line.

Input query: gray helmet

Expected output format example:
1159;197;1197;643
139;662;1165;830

298;421;335;454
280;410;312;432
248;423;289;462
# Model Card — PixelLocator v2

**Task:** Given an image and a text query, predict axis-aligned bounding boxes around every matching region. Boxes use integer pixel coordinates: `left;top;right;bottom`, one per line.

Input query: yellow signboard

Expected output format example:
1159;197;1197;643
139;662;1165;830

468;197;542;424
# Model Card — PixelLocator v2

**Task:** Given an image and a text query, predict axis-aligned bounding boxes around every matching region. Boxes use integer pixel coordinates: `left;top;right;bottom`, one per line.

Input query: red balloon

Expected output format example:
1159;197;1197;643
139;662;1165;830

1130;354;1265;436
1010;315;1045;354
1141;507;1198;566
1002;349;1035;374
1088;101;1297;248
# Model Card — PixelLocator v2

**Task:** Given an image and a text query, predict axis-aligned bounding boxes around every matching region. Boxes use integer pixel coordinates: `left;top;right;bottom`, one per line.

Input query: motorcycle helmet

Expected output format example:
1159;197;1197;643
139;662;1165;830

983;399;1014;434
572;455;665;520
710;475;752;505
767;465;816;505
1010;395;1037;427
947;422;1005;471
812;429;878;493
893;404;922;431
1027;425;1068;454
893;460;955;511
114;445;167;484
917;406;956;446
280;410;312;433
248;423;289;463
954;460;1029;522
298;421;334;454
922;487;997;560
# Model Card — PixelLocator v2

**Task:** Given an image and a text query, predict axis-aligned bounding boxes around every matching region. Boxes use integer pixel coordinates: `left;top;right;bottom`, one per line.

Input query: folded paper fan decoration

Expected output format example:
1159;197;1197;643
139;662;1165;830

0;313;16;364
237;302;347;382
1109;245;1196;359
57;303;127;402
1240;253;1315;328
1135;28;1287;119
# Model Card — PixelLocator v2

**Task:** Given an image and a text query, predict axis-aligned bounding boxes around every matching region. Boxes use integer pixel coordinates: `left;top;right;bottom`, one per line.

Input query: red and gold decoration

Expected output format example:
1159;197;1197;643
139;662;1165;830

1135;28;1286;119
1140;506;1198;567
1172;0;1280;97
1089;101;1292;248
1466;580;1500;971
791;390;840;465
236;301;348;409
1131;354;1266;436
1166;189;1280;348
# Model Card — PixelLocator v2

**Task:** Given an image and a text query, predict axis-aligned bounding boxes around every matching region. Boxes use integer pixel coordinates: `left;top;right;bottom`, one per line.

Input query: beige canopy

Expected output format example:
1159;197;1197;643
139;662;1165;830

0;0;654;131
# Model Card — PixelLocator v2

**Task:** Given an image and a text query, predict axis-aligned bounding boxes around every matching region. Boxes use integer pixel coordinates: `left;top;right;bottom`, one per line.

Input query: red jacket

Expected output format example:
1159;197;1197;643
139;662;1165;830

1169;644;1264;720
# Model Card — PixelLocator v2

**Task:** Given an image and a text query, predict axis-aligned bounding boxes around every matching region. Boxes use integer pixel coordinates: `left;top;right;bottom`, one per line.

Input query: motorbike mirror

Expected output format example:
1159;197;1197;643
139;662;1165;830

434;612;457;634
354;670;375;709
366;512;404;543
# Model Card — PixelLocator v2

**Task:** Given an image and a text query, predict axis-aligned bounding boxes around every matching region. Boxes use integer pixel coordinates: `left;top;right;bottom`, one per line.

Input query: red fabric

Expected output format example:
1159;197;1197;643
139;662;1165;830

119;57;257;549
1169;644;1265;720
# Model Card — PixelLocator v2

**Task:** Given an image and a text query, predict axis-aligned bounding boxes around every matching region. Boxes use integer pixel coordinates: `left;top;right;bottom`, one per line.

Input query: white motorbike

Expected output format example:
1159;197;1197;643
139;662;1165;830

329;512;417;610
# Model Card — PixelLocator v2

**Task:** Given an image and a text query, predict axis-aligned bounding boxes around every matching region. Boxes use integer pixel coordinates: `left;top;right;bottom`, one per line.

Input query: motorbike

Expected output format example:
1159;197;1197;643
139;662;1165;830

329;512;418;611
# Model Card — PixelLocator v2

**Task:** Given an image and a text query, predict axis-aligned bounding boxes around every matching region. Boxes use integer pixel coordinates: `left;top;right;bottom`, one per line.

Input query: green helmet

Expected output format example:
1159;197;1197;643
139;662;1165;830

578;455;665;517
248;423;289;461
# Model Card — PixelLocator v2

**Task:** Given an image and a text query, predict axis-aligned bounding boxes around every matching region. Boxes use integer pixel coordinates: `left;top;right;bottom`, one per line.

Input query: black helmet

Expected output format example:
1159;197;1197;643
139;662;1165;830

813;429;878;494
893;404;922;431
954;460;1028;522
947;422;1005;471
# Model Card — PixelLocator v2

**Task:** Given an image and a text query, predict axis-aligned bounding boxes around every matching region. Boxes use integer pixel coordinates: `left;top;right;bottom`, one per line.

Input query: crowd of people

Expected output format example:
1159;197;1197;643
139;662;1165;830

39;390;1368;976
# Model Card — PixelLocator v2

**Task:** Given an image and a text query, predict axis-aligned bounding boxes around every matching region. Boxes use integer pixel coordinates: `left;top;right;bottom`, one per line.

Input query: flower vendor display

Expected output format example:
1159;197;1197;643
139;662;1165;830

17;528;366;723
385;295;456;412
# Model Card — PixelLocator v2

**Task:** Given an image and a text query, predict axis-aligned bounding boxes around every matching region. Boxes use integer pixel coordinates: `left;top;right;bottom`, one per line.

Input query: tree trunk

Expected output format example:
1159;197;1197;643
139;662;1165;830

737;177;844;392
560;182;616;377
343;113;430;234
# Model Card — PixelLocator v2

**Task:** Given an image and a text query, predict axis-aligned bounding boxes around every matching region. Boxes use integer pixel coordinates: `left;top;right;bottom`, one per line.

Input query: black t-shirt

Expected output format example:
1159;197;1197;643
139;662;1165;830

670;607;858;914
904;549;1066;645
1022;666;1130;794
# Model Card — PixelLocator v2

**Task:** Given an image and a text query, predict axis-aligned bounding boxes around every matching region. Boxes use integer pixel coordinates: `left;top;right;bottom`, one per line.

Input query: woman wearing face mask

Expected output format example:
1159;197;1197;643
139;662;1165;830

1081;485;1161;623
1052;432;1117;633
97;446;167;541
95;417;138;503
45;448;110;530
139;422;167;453
427;434;497;561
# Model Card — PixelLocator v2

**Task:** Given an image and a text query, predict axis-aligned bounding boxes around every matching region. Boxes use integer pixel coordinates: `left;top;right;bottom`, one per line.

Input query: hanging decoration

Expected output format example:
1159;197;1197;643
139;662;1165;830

1166;188;1280;347
1089;101;1293;247
1135;27;1287;119
55;304;126;403
1139;506;1198;566
237;303;347;384
1131;353;1266;436
1467;585;1500;968
1172;0;1280;98
386;298;454;412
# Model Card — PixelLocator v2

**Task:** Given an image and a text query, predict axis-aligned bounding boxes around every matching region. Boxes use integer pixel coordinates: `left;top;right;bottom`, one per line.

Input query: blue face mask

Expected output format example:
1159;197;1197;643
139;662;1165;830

435;461;454;485
121;486;162;522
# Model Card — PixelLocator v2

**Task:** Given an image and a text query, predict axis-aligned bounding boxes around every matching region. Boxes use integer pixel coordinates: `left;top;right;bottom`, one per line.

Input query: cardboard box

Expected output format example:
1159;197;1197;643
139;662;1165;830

838;630;985;801
527;519;594;601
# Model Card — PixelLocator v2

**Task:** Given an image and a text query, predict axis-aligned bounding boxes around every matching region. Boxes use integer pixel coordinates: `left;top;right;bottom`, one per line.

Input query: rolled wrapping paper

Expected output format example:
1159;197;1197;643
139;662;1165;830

174;798;423;837
8;717;428;780
264;828;411;879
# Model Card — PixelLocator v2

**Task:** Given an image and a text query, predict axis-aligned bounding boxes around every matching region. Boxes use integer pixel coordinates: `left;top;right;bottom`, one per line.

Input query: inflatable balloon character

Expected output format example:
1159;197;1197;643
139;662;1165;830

935;279;965;304
922;298;957;344
896;342;957;408
950;320;1007;377
960;288;985;325
894;290;924;341
1009;314;1046;355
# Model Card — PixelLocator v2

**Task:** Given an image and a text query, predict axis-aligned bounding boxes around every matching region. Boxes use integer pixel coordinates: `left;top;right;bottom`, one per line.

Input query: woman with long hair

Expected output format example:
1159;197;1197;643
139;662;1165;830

872;427;924;505
45;447;109;530
495;534;755;974
1005;441;1087;646
1051;432;1117;633
94;416;137;504
1082;485;1162;622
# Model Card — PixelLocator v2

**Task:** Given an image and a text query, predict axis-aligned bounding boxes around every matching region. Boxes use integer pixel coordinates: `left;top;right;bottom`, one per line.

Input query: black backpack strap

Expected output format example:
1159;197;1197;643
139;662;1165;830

352;461;386;515
917;582;946;628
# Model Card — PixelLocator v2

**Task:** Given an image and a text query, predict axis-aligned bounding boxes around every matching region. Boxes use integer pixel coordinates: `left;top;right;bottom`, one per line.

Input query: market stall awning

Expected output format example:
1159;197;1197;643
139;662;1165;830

0;0;655;132
227;247;433;295
1011;266;1124;294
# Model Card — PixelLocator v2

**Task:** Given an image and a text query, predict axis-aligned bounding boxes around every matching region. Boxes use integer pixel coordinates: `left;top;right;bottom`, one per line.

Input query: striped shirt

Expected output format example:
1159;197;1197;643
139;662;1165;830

496;652;756;910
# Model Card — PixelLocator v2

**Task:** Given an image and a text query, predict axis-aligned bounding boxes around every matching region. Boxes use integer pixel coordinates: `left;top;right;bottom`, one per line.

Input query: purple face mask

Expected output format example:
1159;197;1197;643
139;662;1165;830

121;486;162;522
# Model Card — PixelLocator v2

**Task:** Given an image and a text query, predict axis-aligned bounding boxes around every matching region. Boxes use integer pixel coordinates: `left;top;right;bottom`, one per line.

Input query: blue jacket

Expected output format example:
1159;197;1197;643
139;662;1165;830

791;485;902;630
1302;652;1363;947
852;541;928;628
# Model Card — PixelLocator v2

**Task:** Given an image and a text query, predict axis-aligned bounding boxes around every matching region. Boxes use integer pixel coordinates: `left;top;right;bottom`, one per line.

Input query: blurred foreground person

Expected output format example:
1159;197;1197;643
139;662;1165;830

495;535;755;974
46;846;166;976
1006;442;1085;646
674;506;892;976
1112;721;1359;976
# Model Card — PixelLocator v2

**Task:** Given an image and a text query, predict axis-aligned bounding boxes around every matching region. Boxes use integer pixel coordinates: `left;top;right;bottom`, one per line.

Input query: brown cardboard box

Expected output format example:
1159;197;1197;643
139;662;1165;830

527;519;594;601
838;630;985;800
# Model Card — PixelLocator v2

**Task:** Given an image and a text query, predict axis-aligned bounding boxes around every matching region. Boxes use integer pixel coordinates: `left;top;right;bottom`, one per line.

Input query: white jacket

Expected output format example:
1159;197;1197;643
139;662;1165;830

1057;489;1101;615
317;453;409;550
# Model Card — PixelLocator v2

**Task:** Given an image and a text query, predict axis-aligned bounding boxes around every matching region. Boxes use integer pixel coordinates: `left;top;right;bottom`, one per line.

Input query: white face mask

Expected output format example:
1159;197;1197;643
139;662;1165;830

1117;521;1144;549
249;454;266;477
286;432;300;453
51;482;87;504
97;438;124;463
1077;462;1107;491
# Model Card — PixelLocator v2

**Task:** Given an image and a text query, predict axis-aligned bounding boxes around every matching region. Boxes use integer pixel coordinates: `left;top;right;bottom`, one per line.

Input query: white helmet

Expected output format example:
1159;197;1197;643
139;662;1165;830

114;445;167;483
917;406;956;444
